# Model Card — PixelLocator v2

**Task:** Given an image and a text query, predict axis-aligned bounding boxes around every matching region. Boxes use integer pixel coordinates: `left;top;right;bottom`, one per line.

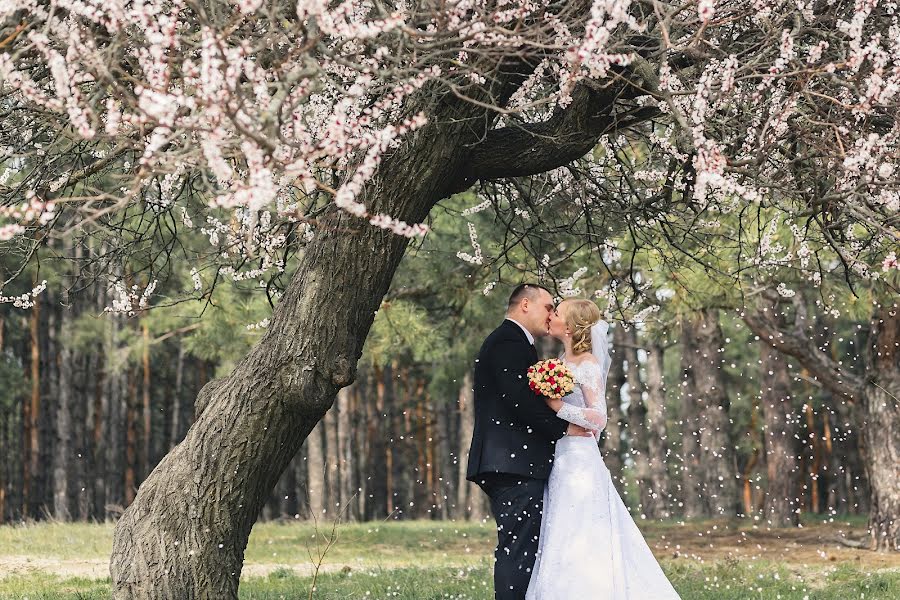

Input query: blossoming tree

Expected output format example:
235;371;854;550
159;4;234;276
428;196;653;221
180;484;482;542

1;0;898;596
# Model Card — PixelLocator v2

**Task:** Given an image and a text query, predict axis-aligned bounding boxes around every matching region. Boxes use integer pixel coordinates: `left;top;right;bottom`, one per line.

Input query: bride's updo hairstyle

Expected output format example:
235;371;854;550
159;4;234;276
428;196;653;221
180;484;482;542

565;299;602;355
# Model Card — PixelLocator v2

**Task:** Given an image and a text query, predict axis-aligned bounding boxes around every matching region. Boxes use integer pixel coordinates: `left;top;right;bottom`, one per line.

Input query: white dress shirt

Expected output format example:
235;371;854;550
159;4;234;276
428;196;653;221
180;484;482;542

505;317;535;346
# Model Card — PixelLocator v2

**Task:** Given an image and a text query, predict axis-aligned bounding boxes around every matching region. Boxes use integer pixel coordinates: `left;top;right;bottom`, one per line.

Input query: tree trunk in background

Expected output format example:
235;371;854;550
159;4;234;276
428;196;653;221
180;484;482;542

678;316;704;519
336;387;354;520
803;394;822;514
743;293;893;547
740;396;762;518
53;282;74;521
692;309;738;517
759;340;801;527
1;316;6;519
306;422;325;521
644;342;672;519
623;327;652;514
0;406;5;521
125;366;138;507
367;367;386;519
351;384;367;520
171;342;185;449
294;450;309;519
456;372;484;520
324;402;339;517
141;323;151;482
106;313;127;515
24;295;40;518
862;303;900;551
604;326;626;493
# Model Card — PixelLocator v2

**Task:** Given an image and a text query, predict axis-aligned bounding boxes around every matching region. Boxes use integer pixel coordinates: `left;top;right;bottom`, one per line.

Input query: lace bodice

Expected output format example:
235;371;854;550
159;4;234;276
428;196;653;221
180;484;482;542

555;355;610;433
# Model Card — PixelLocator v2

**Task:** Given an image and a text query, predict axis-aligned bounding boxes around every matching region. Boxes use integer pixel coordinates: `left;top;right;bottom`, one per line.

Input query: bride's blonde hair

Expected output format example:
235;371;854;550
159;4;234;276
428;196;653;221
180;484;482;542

564;299;602;355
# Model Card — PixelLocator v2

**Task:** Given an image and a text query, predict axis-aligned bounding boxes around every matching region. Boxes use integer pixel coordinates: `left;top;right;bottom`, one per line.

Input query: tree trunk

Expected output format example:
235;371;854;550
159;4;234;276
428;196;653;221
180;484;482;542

644;342;672;519
24;294;40;518
678;315;704;519
759;340;800;527
53;289;74;521
125;366;138;507
692;309;738;517
306;421;325;520
324;399;339;517
456;371;483;520
623;327;652;515
741;397;762;518
141;322;151;482
171;342;185;449
108;38;645;594
336;387;354;520
106;314;128;515
604;326;625;492
862;303;900;550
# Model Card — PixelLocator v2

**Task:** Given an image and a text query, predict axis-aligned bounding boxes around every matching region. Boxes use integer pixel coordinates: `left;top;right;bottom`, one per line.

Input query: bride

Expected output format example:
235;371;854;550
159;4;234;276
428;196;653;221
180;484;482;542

526;299;681;599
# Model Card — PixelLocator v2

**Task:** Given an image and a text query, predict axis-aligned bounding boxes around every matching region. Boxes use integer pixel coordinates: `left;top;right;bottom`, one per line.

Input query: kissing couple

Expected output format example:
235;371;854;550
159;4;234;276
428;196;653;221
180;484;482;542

466;283;681;600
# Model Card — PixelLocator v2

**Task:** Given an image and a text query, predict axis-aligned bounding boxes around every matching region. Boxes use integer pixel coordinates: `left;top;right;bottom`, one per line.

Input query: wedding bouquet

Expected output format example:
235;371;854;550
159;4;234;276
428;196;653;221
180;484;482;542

527;359;576;400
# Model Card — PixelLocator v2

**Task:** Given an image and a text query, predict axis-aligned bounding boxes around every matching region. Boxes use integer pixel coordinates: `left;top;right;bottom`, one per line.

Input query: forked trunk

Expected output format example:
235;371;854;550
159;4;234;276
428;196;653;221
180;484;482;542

863;304;900;551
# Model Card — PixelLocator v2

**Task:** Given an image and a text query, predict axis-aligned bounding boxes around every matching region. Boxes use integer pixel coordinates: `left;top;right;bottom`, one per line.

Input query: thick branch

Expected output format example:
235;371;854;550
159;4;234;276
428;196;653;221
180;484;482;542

458;79;654;187
742;294;865;404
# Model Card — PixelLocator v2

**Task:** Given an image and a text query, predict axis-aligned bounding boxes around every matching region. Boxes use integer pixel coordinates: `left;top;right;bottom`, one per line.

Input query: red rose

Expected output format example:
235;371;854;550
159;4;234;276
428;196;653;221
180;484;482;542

547;377;556;384
547;361;555;369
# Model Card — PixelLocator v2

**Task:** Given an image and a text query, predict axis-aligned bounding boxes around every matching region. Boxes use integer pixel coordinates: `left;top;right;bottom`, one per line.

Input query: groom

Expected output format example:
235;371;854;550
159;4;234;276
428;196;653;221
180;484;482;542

466;284;591;600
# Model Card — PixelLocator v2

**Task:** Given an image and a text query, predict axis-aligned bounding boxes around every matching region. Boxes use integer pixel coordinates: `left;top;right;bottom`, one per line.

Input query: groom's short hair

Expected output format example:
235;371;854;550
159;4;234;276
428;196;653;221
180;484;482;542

507;283;551;309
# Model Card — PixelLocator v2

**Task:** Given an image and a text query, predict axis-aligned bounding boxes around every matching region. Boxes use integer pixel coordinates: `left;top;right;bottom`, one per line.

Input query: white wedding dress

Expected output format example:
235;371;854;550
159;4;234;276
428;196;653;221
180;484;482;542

526;324;681;600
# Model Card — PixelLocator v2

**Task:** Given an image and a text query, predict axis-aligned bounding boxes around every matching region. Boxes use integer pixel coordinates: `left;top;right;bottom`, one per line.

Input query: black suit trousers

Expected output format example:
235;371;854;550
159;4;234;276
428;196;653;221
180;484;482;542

479;474;545;600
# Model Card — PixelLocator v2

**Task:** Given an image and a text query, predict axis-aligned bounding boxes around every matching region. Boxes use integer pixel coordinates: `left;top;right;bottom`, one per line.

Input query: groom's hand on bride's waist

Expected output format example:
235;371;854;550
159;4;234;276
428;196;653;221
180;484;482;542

565;423;593;437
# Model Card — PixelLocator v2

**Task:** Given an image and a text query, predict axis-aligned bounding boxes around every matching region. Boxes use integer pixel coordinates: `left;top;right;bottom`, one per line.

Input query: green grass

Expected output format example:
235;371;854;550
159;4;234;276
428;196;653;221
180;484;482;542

2;562;898;599
0;520;495;567
1;519;898;599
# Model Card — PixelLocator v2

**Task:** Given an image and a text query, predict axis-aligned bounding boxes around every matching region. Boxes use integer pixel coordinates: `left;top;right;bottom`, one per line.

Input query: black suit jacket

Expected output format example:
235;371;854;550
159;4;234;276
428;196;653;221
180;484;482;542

466;320;568;481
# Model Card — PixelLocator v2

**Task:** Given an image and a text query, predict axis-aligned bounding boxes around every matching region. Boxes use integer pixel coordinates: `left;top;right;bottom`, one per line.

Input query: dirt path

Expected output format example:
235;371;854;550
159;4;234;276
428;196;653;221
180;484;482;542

643;520;900;571
2;520;898;579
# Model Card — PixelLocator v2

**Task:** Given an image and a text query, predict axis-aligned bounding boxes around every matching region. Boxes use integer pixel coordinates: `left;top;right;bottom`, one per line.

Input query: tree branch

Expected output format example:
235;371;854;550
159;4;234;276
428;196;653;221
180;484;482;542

457;77;655;189
742;291;865;404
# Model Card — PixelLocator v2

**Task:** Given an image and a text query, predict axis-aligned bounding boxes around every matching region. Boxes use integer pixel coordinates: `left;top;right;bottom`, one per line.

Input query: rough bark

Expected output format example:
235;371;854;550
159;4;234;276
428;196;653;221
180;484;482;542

644;342;672;519
862;303;900;551
759;340;801;527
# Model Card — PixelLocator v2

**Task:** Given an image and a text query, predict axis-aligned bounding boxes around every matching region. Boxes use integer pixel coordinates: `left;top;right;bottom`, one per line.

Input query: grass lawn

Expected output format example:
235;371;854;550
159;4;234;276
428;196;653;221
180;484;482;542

1;517;898;599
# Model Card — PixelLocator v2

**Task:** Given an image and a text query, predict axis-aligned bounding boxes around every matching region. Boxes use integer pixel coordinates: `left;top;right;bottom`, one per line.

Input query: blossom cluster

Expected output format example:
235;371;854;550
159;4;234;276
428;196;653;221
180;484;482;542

527;360;575;400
